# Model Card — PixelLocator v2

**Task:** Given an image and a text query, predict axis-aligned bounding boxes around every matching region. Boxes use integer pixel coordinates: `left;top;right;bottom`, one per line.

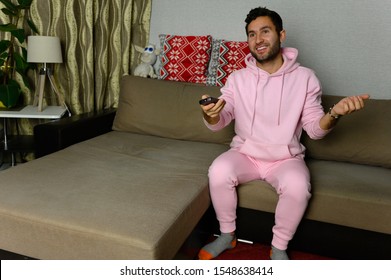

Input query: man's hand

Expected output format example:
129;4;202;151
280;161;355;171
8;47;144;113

320;93;370;130
200;94;226;125
331;94;370;117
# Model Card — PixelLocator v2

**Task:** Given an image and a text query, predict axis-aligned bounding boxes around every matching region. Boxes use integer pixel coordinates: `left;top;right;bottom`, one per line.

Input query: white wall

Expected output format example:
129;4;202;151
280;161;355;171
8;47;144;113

150;0;391;99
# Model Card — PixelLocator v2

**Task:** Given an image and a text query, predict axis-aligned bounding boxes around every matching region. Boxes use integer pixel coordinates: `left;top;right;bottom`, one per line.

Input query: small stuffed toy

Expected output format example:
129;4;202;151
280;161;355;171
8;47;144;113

133;44;161;78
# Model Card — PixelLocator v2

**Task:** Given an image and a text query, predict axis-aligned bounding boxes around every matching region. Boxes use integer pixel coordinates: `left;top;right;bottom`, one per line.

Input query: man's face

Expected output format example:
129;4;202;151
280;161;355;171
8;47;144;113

247;16;285;65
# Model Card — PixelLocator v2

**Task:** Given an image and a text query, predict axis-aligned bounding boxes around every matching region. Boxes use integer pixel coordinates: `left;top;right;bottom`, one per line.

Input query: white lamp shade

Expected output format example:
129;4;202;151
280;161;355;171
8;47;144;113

27;36;63;63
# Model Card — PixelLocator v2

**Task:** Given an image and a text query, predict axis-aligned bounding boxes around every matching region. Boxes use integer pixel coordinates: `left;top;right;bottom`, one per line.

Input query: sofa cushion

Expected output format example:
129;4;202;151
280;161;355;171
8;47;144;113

113;75;235;144
302;95;391;168
237;159;391;235
0;131;229;259
207;39;250;86
158;34;212;84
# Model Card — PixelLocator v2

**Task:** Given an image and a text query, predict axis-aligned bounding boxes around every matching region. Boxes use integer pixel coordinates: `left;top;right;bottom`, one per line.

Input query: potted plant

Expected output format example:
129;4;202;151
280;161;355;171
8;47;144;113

0;0;37;108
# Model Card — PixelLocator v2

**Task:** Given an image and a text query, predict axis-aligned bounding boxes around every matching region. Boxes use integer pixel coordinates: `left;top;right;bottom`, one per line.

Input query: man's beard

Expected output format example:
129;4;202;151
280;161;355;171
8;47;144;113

250;43;281;64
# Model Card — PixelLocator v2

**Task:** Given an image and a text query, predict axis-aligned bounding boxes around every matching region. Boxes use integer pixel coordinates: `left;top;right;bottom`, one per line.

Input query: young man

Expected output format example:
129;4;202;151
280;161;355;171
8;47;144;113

199;7;369;260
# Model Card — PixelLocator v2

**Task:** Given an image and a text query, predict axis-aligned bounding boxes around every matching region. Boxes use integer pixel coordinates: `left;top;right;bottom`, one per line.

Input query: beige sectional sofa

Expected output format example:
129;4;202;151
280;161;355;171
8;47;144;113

0;75;390;259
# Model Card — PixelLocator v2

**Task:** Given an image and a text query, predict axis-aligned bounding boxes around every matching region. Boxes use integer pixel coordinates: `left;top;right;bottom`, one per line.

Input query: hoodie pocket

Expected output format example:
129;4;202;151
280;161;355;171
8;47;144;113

239;139;293;161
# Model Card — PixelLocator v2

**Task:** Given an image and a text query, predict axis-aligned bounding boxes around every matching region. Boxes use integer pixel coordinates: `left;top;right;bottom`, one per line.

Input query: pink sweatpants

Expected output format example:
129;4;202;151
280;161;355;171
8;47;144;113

208;149;311;250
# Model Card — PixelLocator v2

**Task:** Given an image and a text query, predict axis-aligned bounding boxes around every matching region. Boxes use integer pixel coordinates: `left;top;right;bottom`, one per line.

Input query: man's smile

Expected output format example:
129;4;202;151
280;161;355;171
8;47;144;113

256;45;268;54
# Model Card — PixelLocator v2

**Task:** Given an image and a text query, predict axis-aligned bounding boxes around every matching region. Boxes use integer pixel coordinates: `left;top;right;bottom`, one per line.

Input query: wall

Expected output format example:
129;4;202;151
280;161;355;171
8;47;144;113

150;0;391;100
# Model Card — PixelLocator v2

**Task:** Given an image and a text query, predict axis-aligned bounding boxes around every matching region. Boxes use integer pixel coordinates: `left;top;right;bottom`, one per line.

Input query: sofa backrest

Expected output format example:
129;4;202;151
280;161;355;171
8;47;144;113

112;75;234;144
302;95;391;168
113;75;391;168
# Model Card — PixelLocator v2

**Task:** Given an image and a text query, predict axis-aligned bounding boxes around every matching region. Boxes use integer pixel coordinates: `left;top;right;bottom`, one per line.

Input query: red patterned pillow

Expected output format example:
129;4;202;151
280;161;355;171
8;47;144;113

216;40;250;86
159;34;212;83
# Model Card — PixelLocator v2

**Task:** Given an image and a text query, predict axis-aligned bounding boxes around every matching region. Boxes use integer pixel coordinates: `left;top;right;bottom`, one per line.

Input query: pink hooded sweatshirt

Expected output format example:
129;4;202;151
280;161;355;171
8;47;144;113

205;47;331;161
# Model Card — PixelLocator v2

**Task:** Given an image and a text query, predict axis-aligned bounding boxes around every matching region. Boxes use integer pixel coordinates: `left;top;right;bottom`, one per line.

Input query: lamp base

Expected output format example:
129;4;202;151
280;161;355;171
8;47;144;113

33;68;71;116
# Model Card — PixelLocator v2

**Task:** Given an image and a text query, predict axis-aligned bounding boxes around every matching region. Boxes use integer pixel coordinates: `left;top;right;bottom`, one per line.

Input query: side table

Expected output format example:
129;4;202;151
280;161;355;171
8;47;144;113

0;105;67;166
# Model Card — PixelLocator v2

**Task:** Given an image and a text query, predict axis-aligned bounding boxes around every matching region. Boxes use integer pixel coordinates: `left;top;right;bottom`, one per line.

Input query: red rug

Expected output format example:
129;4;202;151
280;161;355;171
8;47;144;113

214;240;334;260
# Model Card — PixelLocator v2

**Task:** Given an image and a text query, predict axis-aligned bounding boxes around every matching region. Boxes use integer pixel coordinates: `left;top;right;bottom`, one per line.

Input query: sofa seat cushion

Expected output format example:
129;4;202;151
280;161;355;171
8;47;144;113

237;159;391;235
0;131;228;259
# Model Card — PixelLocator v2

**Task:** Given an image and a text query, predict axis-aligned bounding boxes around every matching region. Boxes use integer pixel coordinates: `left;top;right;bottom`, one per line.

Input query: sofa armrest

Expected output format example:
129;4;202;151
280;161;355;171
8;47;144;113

34;108;117;158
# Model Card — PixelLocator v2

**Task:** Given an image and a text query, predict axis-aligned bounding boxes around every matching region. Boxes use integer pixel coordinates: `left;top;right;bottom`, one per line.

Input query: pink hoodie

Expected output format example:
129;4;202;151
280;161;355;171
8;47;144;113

205;47;330;161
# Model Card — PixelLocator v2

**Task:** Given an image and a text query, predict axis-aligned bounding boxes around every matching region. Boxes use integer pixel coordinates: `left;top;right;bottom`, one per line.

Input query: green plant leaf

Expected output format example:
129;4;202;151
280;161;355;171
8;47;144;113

21;46;27;59
0;54;7;61
17;0;33;8
0;40;11;54
0;0;36;93
15;68;31;90
0;23;18;32
10;28;25;44
0;59;5;70
7;79;20;88
1;7;17;16
14;51;28;71
0;0;18;14
27;19;39;34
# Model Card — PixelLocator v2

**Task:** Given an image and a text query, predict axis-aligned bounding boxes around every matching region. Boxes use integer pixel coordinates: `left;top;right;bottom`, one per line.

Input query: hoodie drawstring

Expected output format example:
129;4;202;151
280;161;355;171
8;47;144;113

277;72;285;126
250;70;260;136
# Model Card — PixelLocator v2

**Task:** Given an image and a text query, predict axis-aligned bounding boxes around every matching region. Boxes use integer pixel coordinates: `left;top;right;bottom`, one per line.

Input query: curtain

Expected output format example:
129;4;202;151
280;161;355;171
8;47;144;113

28;0;152;114
0;0;151;161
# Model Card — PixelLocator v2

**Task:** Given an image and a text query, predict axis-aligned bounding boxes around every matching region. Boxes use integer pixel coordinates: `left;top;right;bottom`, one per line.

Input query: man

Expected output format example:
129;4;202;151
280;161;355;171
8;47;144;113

199;7;369;260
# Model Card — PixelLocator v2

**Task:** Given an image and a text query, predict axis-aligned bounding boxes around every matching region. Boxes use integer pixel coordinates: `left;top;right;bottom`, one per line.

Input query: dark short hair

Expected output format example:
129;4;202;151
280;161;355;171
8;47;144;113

245;7;283;35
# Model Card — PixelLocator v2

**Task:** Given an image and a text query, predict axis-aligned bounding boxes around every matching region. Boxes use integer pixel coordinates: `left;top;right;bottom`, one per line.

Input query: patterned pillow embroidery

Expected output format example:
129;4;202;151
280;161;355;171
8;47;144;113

205;38;223;86
159;35;212;84
216;40;250;86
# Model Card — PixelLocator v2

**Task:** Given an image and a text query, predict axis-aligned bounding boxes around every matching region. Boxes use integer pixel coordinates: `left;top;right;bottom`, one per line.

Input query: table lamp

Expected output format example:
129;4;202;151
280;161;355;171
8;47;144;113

27;36;70;114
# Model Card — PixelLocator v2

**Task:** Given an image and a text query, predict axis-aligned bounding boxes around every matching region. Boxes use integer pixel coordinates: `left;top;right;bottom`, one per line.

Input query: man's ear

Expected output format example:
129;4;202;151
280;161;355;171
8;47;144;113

280;29;286;43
